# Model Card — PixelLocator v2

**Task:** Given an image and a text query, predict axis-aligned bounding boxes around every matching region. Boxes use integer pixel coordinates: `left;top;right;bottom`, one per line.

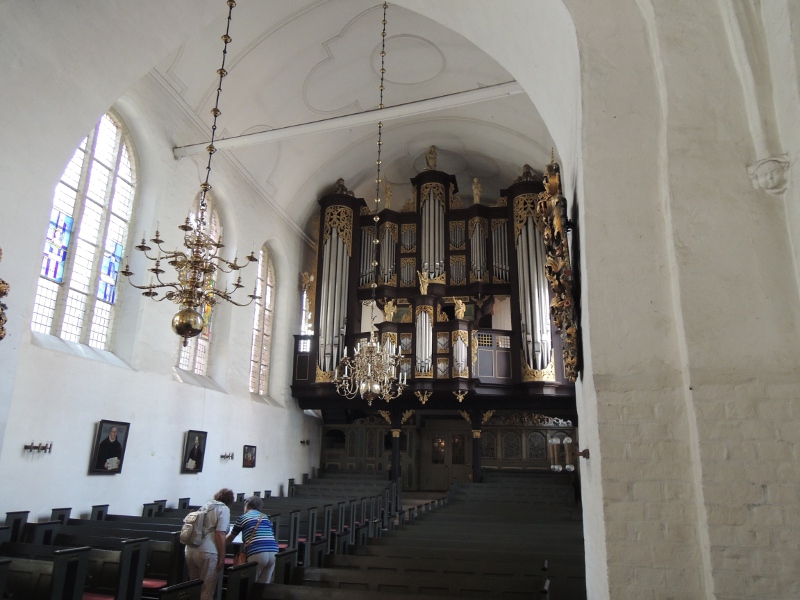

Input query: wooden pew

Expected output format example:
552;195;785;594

54;522;184;588
291;565;547;598
1;537;148;600
223;561;257;600
144;579;202;600
3;545;90;600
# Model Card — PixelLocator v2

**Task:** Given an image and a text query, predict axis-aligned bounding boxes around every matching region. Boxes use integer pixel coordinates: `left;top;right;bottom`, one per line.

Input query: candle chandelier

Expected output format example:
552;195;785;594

122;0;258;346
333;2;406;405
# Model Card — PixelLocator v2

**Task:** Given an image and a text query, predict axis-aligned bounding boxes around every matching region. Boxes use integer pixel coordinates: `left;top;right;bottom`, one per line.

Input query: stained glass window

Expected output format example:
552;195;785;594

178;194;221;376
249;245;276;394
31;113;137;349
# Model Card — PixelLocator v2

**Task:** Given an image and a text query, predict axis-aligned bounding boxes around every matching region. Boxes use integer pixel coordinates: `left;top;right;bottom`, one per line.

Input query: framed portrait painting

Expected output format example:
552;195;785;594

89;420;130;474
182;430;207;474
243;445;256;468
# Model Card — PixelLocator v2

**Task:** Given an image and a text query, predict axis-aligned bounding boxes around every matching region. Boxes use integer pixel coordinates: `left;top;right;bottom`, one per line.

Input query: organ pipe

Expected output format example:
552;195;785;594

516;217;551;369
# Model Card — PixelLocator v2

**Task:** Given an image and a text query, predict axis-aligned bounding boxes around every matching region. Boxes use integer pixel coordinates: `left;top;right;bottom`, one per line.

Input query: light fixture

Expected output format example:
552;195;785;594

121;0;258;346
333;2;405;406
24;441;52;453
548;436;589;472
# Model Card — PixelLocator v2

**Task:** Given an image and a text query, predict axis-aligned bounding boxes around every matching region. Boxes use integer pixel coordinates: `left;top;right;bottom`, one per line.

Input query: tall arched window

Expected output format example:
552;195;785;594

31;113;137;350
250;245;275;394
177;194;222;376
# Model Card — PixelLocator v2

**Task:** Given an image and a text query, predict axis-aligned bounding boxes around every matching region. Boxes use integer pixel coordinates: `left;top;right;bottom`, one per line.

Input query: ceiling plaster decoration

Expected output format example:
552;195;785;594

373;35;445;85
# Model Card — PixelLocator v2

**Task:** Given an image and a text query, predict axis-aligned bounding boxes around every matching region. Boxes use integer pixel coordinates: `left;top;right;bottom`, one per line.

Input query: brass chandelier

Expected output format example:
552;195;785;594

333;2;406;405
122;0;258;346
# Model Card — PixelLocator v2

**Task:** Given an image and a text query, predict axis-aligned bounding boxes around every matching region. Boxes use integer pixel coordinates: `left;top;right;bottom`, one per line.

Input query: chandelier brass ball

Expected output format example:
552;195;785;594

172;308;205;340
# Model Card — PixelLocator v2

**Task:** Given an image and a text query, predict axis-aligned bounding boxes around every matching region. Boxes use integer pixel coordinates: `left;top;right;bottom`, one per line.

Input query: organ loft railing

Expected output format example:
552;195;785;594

292;153;579;407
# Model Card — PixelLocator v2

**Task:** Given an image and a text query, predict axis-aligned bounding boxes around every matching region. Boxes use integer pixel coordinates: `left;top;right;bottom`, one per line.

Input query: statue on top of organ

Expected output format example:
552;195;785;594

292;150;580;410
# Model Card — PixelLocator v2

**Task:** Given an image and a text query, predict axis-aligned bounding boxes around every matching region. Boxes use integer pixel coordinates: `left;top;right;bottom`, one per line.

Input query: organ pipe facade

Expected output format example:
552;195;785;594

293;158;578;410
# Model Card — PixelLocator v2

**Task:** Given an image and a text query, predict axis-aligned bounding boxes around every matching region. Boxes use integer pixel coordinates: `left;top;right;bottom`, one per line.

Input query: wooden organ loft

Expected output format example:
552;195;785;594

292;152;582;486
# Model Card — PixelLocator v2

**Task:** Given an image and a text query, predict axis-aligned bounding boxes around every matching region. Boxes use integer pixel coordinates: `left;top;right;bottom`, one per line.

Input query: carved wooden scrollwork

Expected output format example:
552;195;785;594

534;161;579;382
323;205;353;256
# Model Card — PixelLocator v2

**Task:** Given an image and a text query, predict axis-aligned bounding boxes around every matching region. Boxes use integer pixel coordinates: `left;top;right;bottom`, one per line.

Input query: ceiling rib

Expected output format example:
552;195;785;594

173;81;523;158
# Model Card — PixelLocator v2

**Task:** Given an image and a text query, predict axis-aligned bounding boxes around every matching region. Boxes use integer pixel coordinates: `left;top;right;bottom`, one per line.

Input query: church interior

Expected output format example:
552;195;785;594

0;1;799;598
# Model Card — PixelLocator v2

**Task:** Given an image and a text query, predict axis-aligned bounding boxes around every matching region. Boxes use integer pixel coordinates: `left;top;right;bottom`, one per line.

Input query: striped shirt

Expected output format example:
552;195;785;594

231;510;279;556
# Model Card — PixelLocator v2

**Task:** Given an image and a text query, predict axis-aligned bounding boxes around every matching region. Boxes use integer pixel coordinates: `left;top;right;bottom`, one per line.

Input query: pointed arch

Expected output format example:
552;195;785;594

30;112;138;350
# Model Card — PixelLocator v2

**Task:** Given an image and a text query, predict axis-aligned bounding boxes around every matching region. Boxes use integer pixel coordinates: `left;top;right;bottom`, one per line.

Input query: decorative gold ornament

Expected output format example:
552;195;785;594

459;410;471;423
454;299;466;320
315;365;334;383
401;410;414;424
419;182;445;209
436;305;448;322
481;410;495;425
417;270;429;294
323;205;354;256
513;193;539;241
415;390;432;405
493;196;508;207
453;390;468;403
521;350;556;382
535;159;579;382
472;430;481;439
378;410;391;425
383;299;396;322
450;182;463;209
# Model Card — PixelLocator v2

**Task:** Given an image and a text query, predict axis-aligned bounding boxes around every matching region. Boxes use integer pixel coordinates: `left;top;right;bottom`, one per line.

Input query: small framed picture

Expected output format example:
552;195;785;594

182;430;207;474
243;445;256;468
89;420;130;475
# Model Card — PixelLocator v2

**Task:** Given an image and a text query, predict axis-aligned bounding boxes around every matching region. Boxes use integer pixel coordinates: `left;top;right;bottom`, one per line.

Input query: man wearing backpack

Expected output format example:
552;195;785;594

185;488;234;600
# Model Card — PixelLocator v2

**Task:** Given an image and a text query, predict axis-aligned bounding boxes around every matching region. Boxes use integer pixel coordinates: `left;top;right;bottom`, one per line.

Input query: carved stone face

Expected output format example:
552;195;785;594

748;155;789;196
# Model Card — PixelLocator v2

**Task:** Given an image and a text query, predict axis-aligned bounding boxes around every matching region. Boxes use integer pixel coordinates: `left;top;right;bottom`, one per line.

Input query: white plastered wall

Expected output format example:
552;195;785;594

0;1;321;520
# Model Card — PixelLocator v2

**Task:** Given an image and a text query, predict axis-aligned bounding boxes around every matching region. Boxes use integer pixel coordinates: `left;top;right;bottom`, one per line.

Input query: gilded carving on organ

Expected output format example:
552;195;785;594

383;299;396;322
535;159;579;382
513;194;538;241
419;182;446;209
454;298;466;320
323;205;353;256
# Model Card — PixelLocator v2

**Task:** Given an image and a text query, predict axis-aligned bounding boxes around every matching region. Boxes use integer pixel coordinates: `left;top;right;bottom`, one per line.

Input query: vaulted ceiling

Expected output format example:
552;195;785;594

151;0;555;237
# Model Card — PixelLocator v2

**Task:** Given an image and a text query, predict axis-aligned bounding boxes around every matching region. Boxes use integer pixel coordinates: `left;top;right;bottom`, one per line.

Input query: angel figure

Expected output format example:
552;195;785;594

454;298;466;320
383;299;397;322
417;270;430;295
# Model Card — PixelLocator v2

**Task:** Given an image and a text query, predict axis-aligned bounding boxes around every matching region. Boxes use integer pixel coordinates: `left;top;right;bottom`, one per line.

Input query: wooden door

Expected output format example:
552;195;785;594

421;425;471;490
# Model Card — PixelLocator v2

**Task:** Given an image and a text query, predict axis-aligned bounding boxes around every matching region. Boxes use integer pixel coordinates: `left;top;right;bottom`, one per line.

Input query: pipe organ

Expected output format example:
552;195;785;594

293;157;578;409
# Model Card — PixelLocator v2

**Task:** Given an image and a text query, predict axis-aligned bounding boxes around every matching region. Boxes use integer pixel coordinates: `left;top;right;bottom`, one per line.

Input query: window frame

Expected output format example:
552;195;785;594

30;111;138;350
249;244;276;395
